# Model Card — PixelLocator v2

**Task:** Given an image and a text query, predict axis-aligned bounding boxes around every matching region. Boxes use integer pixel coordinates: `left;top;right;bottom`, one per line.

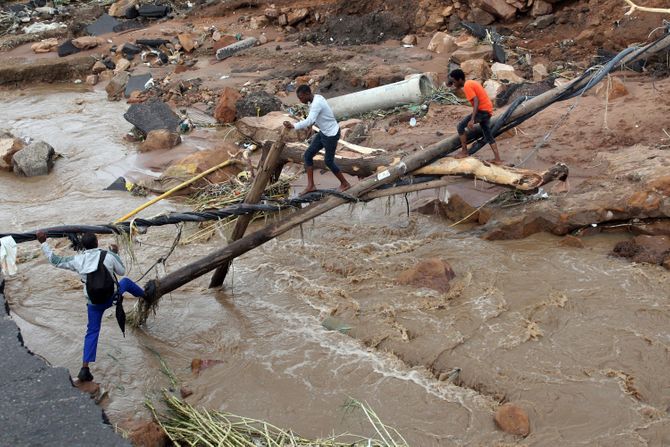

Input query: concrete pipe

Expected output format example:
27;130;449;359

328;74;434;119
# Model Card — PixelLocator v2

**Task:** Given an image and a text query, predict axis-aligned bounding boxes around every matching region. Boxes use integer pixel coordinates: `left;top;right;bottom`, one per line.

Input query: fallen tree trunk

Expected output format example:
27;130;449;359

281;143;394;178
142;36;670;304
209;139;286;288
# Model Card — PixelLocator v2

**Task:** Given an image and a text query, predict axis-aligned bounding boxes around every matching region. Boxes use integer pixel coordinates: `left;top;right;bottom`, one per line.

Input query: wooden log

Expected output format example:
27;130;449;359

143;36;670;303
281;143;394;178
209;138;287;288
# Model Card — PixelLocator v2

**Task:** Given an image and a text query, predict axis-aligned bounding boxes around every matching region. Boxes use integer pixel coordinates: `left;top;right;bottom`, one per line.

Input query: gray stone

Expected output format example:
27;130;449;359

124;73;152;98
85;14;120;36
124;100;181;135
12;141;56;177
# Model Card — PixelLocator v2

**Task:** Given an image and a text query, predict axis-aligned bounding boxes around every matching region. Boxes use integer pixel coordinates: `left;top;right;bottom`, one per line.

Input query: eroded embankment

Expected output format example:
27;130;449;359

0;278;129;446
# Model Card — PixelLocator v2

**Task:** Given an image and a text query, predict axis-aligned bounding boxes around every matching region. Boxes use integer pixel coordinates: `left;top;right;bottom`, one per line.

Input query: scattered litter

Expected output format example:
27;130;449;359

22;22;66;34
409;117;417;127
219;75;230;80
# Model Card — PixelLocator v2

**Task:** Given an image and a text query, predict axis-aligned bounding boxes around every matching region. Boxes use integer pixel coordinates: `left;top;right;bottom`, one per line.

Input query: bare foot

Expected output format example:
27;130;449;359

488;158;504;165
299;186;316;196
453;151;469;159
337;182;351;192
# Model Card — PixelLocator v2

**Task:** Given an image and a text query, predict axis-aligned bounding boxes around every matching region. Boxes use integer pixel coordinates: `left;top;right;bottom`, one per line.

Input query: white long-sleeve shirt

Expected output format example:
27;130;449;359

293;94;339;137
41;243;125;301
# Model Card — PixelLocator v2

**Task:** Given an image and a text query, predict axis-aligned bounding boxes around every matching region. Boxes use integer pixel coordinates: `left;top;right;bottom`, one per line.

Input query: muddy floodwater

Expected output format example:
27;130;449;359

1;87;670;446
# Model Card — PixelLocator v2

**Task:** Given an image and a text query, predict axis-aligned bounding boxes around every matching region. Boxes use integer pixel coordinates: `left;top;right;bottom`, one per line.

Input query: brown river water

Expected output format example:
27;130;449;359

1;86;669;446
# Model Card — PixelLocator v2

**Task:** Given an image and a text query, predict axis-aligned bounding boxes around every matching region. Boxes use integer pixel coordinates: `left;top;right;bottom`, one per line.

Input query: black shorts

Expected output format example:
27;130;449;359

457;111;495;144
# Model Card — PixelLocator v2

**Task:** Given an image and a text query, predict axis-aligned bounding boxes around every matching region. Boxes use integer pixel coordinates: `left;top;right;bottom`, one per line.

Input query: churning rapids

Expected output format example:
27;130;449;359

1;86;669;446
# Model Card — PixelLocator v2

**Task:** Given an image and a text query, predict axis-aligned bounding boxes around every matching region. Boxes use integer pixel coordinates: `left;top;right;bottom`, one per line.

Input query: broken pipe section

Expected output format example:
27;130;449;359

328;74;434;120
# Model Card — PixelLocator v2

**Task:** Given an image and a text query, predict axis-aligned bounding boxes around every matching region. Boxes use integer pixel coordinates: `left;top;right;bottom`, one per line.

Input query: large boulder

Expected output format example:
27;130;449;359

531;0;553;17
480;0;517;20
427;32;457;55
108;0;138;17
140;129;181;152
72;36;101;50
451;45;493;64
491;63;525;83
124;100;182;135
12;141;56;177
214;87;242;123
494;403;530;437
0;132;24;170
460;59;491;80
612;235;670;265
236;91;282;119
236;112;310;144
484;79;504;100
397;258;456;293
105;71;130;100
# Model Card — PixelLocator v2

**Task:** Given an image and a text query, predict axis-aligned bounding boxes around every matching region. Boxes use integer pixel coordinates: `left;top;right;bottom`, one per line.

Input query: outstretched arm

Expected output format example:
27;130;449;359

293;100;321;130
38;233;80;273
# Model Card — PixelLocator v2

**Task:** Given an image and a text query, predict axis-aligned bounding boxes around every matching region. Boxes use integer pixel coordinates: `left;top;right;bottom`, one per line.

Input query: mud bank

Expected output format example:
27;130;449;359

0;278;128;447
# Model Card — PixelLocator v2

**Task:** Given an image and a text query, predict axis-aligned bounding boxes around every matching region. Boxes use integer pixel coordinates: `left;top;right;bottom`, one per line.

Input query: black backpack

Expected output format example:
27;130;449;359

86;251;116;304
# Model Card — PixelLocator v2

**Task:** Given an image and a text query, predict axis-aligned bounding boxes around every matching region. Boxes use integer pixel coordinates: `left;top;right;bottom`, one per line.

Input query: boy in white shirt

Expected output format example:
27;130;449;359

283;85;351;195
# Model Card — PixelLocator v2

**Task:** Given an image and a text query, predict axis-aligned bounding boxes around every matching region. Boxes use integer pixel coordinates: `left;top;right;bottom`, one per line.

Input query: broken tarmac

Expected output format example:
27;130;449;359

0;278;129;447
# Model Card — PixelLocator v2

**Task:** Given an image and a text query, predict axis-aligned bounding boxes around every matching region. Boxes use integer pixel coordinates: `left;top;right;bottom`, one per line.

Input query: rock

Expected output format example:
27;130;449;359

124;100;182;135
258;34;268;45
212;31;222;41
530;14;555;29
85;74;98;86
495;403;530;436
124;73;152;98
12;141;56;177
492;62;525;83
250;15;269;29
424;12;445;31
531;0;553;17
455;34;478;49
191;358;223;374
442;5;455;17
108;0;137;17
180;387;193;398
402;34;418;45
236;111;309;144
532;63;548;81
559;235;585;248
214;87;242;123
484;79;504;100
278;13;288;26
480;0;517;20
178;34;195;53
612;235;670;265
31;38;59;53
114;58;131;73
235;91;282;119
397;258;456;293
576;29;595;42
461;59;491;80
75;380;100;397
595;77;628;100
140;129;181;152
427;32;457;55
72;36;101;50
663;257;670;271
451;45;493;64
105;71;129;100
92;60;107;74
126;420;169;447
151;146;242;191
0;132;25;170
468;7;496;25
287;8;309;25
264;7;279;18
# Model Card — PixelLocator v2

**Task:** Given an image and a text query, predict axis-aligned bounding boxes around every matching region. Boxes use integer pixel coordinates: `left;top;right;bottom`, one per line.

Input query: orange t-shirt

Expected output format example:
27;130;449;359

463;80;493;114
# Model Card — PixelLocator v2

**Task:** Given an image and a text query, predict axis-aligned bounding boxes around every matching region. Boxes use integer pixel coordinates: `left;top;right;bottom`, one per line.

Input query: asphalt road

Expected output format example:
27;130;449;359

0;278;129;447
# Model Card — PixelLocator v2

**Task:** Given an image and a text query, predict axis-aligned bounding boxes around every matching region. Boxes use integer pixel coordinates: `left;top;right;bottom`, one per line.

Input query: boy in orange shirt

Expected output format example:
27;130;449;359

448;69;502;164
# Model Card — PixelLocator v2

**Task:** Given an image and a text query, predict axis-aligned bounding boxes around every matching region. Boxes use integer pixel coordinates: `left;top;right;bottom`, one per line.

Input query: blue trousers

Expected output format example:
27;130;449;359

303;131;341;174
83;278;143;363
